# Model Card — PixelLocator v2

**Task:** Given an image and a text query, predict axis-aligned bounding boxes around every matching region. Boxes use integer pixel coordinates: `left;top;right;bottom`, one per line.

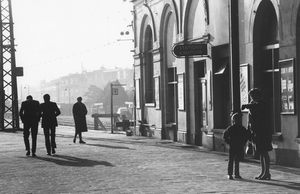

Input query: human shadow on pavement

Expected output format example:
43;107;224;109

35;154;114;167
57;134;150;146
236;178;300;191
85;143;134;150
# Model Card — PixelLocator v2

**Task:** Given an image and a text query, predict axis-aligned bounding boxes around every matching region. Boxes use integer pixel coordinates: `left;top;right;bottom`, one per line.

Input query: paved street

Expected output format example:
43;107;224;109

1;125;300;194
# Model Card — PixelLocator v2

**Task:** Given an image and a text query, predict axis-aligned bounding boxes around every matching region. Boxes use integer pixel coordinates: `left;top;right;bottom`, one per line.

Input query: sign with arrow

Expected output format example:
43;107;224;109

172;43;207;58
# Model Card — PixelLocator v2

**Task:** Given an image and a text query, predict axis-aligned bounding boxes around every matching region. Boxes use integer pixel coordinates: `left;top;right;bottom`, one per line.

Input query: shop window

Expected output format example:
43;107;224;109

279;58;294;114
167;67;177;123
201;79;208;128
261;46;280;133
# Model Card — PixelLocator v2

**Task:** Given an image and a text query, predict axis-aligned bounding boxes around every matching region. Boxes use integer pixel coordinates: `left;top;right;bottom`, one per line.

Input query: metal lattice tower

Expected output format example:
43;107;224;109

0;0;19;130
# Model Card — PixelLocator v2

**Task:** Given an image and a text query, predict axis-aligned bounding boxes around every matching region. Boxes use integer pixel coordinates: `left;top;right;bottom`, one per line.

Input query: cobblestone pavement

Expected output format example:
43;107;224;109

1;126;300;194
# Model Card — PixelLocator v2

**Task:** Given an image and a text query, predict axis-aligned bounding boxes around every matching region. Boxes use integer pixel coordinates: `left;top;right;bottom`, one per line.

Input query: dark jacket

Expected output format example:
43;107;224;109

244;100;273;152
19;100;40;124
72;102;88;132
223;124;249;149
40;101;61;128
245;100;271;136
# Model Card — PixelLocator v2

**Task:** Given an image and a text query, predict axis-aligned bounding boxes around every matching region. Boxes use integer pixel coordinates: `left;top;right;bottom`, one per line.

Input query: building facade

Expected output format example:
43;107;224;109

20;67;134;115
132;0;300;168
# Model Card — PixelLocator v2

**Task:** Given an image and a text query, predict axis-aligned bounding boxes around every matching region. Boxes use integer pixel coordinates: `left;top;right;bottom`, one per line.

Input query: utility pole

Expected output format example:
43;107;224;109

110;83;113;133
0;0;19;130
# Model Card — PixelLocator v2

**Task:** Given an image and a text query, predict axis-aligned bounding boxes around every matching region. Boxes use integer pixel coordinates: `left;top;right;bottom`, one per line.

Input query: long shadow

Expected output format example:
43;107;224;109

85;143;133;150
35;154;114;167
236;177;300;191
57;134;151;146
58;134;212;152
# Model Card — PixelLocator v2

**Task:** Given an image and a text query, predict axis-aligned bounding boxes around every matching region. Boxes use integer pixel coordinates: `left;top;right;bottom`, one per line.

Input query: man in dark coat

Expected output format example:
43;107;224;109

40;94;61;155
72;96;88;144
19;95;40;157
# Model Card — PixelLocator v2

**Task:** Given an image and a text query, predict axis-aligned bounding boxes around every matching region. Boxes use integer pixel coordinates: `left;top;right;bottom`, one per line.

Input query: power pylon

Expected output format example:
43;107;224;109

0;0;19;130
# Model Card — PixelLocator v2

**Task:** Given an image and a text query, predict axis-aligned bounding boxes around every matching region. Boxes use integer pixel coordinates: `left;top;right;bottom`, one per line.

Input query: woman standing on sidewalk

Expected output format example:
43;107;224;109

72;97;88;144
242;88;273;180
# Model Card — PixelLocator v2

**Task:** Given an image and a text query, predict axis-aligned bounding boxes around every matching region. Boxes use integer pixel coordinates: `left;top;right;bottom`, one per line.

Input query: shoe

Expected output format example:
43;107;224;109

52;149;56;154
32;153;37;157
47;153;51;156
258;173;271;180
26;151;30;156
255;174;263;179
79;141;86;144
73;138;76;143
227;175;234;180
234;175;242;179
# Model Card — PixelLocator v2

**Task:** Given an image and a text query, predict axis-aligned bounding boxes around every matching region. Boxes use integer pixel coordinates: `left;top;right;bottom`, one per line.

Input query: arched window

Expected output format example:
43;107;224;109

253;1;279;133
144;26;154;103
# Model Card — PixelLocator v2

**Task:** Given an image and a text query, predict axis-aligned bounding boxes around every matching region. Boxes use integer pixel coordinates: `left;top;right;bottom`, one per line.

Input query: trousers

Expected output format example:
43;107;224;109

43;127;56;154
23;122;38;154
228;147;244;176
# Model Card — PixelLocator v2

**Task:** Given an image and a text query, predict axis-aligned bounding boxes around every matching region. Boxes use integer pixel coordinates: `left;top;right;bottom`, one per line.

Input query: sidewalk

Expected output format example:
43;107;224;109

0;125;300;194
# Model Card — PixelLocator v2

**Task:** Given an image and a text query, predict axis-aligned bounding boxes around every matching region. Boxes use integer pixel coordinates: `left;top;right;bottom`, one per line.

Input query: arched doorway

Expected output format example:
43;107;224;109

253;0;280;133
161;6;177;141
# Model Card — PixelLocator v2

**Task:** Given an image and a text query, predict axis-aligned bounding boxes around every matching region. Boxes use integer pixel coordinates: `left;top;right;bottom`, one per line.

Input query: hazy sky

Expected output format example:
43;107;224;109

12;0;134;85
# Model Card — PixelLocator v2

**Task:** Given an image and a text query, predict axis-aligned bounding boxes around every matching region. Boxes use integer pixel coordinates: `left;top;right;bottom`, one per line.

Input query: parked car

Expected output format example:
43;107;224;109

117;107;132;120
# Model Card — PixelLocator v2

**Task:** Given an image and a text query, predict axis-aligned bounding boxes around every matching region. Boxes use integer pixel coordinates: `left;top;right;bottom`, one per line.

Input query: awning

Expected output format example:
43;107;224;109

214;58;228;75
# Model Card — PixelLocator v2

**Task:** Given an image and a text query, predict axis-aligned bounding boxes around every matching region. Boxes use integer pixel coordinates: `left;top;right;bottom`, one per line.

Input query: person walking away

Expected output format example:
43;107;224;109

40;94;61;155
223;112;249;180
242;88;273;180
72;97;88;144
19;95;40;157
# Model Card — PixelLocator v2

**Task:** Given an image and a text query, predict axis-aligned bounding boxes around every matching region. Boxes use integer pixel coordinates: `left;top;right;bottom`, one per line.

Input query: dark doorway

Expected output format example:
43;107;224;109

253;1;280;133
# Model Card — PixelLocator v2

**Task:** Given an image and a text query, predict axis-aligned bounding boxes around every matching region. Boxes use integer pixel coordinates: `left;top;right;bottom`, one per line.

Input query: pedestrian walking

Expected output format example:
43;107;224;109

72;96;88;144
19;95;40;157
40;94;61;155
242;88;273;180
223;112;249;180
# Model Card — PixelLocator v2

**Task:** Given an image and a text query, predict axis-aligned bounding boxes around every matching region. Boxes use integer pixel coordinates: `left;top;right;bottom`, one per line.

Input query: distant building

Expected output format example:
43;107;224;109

23;67;133;115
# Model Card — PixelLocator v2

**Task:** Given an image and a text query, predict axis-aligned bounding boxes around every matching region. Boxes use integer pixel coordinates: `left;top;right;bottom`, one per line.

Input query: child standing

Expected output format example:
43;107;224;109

223;112;249;180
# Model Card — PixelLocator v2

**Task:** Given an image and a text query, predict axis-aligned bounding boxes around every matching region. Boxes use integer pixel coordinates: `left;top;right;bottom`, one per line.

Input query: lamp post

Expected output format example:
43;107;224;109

65;86;71;115
118;23;135;132
24;85;29;96
64;86;71;104
56;82;60;103
21;85;29;100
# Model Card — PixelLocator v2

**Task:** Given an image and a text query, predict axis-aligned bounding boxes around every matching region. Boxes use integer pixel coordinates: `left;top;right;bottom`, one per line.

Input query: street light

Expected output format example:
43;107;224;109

24;85;29;96
20;85;29;101
64;86;71;104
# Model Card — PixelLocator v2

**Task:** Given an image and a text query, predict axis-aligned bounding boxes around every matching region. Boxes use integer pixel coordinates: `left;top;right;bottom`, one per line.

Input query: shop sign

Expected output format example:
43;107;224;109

172;43;207;58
